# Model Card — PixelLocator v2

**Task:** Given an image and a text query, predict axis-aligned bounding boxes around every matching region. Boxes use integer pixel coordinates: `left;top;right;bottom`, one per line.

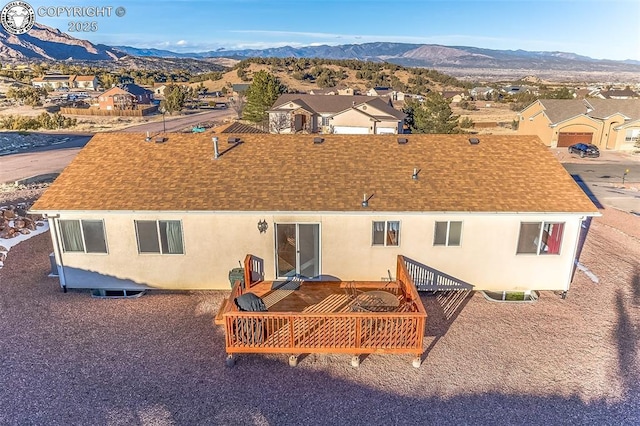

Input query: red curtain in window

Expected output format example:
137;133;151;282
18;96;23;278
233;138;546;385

546;223;564;254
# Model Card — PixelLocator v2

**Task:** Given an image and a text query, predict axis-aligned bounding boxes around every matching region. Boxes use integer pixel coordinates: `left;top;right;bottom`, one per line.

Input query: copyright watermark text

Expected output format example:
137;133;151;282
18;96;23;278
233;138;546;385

0;1;126;34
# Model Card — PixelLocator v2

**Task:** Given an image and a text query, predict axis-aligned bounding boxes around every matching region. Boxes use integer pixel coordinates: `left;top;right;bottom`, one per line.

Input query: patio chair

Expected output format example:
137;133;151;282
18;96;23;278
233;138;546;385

233;293;268;344
344;281;366;312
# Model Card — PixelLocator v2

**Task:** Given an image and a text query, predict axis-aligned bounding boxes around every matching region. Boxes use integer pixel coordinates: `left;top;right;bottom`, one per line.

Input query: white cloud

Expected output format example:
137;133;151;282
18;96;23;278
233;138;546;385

176;40;188;46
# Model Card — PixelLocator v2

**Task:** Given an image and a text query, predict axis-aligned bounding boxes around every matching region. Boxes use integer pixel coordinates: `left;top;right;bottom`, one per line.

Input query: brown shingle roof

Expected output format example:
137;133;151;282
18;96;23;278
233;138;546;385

272;94;383;114
585;98;640;119
212;122;267;134
73;75;96;81
537;99;640;123
31;133;597;214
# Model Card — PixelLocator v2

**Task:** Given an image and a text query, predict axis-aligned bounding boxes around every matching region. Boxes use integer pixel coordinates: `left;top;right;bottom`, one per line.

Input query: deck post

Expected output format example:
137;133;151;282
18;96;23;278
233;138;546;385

289;355;299;367
351;355;361;368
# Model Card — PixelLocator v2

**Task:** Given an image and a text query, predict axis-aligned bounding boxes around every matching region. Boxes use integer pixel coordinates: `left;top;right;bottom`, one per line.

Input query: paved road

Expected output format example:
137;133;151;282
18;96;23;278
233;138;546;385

0;133;92;183
563;162;640;214
120;109;235;134
0;109;234;183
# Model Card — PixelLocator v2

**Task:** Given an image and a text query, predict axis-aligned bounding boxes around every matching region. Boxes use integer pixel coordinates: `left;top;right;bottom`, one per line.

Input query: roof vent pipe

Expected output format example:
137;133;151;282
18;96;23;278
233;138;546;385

397;137;408;144
412;168;421;180
469;137;480;145
213;137;220;159
362;193;374;208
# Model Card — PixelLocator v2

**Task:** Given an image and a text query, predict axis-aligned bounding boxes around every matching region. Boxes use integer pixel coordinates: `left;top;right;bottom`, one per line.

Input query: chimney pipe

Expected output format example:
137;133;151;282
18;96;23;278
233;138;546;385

213;137;219;159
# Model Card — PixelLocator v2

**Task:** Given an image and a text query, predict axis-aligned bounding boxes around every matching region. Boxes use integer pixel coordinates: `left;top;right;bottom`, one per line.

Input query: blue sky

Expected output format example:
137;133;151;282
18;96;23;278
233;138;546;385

25;0;640;60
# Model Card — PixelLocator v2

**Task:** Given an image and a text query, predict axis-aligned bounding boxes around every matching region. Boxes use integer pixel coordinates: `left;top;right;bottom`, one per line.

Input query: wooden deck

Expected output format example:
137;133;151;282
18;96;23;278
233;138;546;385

217;255;427;367
241;280;401;312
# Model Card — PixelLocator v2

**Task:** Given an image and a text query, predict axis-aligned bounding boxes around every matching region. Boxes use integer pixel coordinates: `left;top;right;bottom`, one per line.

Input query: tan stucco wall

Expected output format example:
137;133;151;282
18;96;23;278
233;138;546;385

518;104;554;145
601;114;626;150
613;122;640;151
553;118;602;148
52;211;586;292
331;109;375;132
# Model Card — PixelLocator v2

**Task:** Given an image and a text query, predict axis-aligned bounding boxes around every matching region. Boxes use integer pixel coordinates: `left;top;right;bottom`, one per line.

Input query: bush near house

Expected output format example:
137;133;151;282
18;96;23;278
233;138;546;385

0;112;76;130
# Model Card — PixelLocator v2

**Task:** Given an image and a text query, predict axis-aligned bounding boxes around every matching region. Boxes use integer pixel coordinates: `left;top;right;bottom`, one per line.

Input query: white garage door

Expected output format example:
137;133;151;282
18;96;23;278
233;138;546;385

332;126;369;134
376;127;396;135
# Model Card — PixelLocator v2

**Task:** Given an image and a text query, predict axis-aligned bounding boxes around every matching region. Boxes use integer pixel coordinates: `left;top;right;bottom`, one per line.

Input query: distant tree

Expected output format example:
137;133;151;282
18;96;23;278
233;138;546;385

195;82;207;96
243;70;286;123
510;92;538;111
97;72;118;90
269;112;291;133
160;84;188;114
403;94;460;134
229;94;245;119
6;86;47;106
459;117;474;129
543;87;573;99
459;100;478;111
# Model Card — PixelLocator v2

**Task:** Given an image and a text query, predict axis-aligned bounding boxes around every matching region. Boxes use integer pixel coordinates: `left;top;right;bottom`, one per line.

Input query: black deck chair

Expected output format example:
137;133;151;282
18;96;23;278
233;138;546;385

233;293;268;344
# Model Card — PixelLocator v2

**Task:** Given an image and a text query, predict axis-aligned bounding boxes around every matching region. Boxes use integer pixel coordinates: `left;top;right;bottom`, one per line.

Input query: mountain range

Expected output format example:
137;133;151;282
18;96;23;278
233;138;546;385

112;42;640;72
2;23;640;75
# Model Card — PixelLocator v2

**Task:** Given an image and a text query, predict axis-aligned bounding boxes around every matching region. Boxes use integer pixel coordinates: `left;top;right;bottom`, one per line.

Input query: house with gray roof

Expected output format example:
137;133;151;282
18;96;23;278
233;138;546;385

518;98;640;150
595;88;639;100
268;94;405;134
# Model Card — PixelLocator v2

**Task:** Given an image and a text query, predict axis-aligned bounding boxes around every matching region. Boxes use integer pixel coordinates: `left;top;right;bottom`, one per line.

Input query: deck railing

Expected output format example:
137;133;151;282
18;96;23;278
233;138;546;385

403;257;474;291
223;255;427;359
242;254;264;293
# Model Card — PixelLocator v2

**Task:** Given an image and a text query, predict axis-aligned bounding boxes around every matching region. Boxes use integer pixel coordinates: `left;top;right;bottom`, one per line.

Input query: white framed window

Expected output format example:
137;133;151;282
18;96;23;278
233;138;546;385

624;129;640;143
321;116;331;126
433;221;462;246
372;221;400;246
59;219;108;253
135;220;184;254
517;222;564;255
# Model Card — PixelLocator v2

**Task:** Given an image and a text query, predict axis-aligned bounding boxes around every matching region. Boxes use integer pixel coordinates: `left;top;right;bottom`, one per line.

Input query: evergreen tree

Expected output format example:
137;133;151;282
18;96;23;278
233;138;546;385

243;71;286;123
160;84;188;114
403;94;460;134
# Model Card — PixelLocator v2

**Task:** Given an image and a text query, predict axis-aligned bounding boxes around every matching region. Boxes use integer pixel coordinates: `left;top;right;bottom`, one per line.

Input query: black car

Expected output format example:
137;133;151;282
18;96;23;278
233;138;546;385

568;143;600;158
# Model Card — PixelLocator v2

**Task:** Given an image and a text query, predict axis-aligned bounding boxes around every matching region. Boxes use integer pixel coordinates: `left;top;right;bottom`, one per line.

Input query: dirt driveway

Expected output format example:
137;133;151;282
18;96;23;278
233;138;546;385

0;207;638;424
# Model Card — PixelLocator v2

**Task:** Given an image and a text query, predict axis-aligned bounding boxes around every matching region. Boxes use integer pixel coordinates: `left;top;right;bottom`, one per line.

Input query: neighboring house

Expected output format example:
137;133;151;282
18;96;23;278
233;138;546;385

119;83;153;104
441;91;466;103
153;83;168;97
594;88;640;100
268;94;405;134
366;87;405;101
98;87;136;110
470;87;495;100
98;84;153;110
32;74;98;90
518;98;640;150
30;133;598;295
337;87;355;96
71;75;99;90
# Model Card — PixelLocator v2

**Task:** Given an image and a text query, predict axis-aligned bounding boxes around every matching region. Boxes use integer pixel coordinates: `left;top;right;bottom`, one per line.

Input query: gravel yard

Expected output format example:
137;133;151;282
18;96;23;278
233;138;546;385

0;205;639;425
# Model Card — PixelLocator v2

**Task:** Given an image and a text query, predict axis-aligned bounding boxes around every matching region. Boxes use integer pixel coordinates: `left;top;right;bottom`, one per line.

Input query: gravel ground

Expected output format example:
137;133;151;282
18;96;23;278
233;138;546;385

0;205;639;425
0;183;49;207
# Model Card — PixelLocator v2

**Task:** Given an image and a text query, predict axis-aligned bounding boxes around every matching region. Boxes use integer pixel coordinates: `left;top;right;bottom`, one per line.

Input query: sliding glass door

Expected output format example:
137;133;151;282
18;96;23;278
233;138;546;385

275;223;320;278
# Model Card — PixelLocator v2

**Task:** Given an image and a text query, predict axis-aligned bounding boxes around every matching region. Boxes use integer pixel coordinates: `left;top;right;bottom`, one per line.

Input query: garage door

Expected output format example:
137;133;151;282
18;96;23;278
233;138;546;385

332;126;369;134
376;127;396;135
557;132;593;147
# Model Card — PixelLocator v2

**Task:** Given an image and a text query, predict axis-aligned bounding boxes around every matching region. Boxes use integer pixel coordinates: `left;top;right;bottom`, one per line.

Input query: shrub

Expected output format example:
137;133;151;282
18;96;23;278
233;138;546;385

459;117;474;129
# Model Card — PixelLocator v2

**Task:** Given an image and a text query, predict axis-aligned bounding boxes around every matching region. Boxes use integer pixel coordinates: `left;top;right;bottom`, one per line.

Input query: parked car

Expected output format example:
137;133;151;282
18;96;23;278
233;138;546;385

568;143;600;158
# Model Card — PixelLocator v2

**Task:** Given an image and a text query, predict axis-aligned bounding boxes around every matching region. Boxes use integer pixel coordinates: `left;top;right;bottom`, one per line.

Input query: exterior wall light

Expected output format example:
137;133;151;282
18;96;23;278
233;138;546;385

257;219;268;233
